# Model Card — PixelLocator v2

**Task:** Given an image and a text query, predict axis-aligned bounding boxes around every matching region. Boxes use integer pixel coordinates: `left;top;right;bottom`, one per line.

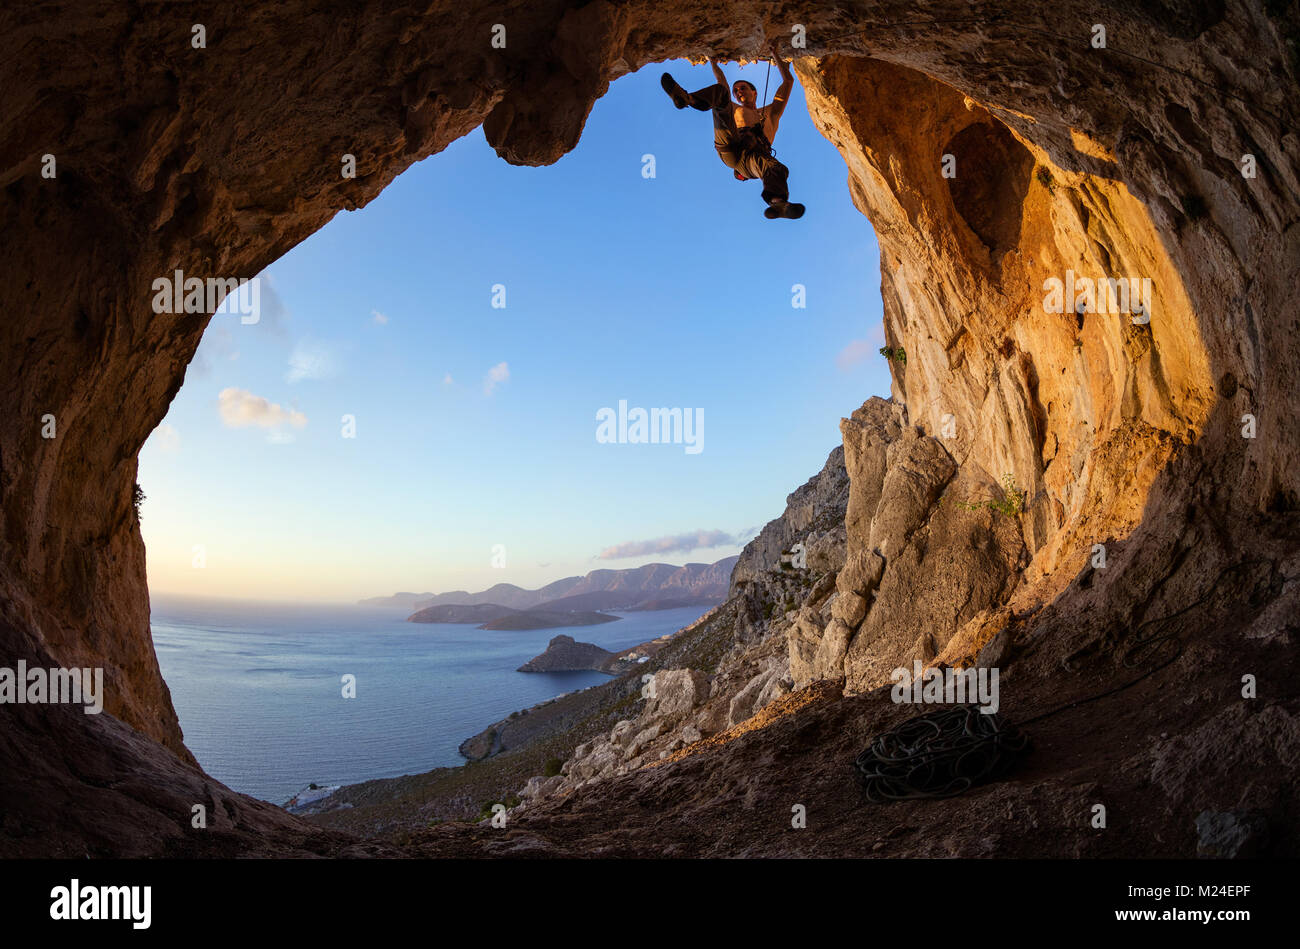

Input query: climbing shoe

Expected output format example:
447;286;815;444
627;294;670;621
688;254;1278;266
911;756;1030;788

764;200;806;220
661;73;692;110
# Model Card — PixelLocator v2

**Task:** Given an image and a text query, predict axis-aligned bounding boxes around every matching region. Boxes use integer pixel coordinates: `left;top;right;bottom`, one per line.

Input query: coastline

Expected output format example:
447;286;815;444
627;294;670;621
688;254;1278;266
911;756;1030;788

284;604;725;827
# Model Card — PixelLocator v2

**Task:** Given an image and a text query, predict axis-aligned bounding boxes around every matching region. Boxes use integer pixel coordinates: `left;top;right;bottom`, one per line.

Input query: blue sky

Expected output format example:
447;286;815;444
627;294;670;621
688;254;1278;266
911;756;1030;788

139;57;889;602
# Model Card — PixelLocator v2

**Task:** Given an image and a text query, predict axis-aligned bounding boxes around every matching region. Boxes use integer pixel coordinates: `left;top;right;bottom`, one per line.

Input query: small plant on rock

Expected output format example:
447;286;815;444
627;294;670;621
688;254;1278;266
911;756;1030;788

950;474;1025;518
991;473;1025;517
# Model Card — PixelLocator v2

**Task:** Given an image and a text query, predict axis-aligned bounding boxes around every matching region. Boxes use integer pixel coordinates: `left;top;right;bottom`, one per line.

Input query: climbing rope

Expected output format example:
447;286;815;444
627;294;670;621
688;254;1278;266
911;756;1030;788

854;557;1280;801
854;704;1029;802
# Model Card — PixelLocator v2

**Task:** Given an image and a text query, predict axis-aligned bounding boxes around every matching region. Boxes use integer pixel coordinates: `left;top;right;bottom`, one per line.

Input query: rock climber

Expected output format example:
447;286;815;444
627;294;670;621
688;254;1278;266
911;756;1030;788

660;40;805;219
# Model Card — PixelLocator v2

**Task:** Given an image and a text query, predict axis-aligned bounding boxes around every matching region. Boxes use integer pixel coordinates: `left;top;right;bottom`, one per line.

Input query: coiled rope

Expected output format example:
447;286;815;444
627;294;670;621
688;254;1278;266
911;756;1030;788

855;704;1029;801
854;558;1279;801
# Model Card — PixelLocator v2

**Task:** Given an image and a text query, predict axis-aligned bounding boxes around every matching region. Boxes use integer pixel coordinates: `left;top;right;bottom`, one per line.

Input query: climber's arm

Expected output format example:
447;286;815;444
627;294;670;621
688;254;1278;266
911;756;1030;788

709;56;727;87
767;41;794;121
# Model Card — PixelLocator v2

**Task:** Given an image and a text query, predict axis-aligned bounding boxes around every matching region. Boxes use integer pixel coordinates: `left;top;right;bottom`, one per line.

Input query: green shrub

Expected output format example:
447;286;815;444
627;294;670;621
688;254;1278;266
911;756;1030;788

950;474;1024;518
543;756;563;777
477;794;522;821
991;473;1025;517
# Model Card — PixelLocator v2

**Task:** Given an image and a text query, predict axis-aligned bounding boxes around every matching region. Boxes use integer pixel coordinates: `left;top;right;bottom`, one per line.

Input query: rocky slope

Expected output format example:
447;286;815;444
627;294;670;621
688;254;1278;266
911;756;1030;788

731;446;850;590
1;1;1297;856
513;445;849;803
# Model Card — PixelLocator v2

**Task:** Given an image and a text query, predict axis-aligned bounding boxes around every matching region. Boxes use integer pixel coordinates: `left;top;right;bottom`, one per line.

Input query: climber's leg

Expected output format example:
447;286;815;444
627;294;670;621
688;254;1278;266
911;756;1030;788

714;138;744;176
690;80;732;118
753;153;790;206
746;151;804;219
661;74;723;113
660;72;693;110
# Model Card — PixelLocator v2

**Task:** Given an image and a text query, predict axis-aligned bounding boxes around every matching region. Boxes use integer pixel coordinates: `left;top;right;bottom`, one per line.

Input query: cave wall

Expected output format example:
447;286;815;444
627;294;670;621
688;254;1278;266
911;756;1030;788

1;0;1297;853
787;10;1298;689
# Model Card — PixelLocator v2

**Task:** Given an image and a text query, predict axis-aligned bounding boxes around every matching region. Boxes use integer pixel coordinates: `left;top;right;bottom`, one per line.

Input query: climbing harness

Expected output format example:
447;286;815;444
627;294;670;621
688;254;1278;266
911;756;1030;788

731;122;776;181
731;57;777;183
854;558;1280;802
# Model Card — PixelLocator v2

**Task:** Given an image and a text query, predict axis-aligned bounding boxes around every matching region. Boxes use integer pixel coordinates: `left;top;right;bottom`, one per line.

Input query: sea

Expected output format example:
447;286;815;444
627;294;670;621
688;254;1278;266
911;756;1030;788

150;595;709;805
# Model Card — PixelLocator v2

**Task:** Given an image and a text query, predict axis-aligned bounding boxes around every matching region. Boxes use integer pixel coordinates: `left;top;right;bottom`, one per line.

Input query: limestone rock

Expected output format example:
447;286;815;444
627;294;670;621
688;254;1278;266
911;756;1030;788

840;398;903;546
842;470;1026;693
643;669;710;727
831;591;868;629
731;447;850;589
694;703;730;737
867;430;957;558
520;775;564;802
812;619;854;683
728;668;779;727
756;671;792;709
802;572;838;611
625;722;664;759
804;527;848;574
837;549;885;596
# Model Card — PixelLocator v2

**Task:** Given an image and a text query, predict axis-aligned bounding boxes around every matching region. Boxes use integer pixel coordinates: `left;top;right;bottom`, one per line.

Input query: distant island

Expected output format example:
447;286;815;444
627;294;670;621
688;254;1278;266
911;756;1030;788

406;603;620;630
362;556;738;613
517;634;621;672
459;631;672;762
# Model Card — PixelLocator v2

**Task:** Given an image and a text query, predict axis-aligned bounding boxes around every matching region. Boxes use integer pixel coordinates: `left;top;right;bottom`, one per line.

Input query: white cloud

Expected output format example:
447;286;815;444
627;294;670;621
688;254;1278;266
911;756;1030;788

598;529;737;560
286;340;337;383
248;271;289;337
371;310;389;325
218;388;307;430
483;361;510;395
152;423;181;453
836;326;887;371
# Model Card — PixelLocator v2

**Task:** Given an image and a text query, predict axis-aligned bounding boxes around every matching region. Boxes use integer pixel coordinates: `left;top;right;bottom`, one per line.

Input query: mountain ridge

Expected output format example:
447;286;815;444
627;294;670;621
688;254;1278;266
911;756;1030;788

362;556;738;611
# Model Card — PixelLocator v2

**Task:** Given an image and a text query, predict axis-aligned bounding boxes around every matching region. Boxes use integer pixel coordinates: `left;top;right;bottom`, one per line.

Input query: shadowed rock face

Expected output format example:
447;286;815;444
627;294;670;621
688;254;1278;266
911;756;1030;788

1;1;1297;855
